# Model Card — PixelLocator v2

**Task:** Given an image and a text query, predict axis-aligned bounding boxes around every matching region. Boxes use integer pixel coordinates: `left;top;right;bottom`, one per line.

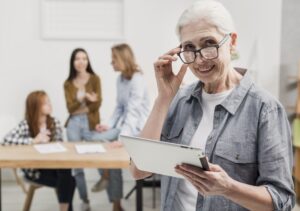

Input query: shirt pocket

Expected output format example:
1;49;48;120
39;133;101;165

214;139;258;184
161;121;184;144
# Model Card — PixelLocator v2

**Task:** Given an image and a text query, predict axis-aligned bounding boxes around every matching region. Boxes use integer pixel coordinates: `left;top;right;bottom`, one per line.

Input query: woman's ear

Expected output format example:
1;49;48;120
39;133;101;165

230;32;237;52
229;33;239;60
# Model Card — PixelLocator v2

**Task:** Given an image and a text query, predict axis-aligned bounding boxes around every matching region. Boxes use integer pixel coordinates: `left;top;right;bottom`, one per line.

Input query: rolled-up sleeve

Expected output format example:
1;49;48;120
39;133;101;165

257;104;295;210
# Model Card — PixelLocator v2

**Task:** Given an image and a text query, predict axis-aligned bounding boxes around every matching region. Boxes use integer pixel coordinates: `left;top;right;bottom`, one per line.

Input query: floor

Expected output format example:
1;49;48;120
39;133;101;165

2;179;300;211
2;179;160;211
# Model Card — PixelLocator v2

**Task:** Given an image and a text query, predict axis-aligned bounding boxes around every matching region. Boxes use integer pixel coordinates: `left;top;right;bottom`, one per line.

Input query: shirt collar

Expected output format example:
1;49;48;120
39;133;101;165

186;68;254;115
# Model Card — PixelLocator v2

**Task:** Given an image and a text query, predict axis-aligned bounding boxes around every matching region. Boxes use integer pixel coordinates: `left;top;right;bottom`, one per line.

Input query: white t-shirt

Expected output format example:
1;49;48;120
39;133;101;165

76;89;86;102
173;88;233;211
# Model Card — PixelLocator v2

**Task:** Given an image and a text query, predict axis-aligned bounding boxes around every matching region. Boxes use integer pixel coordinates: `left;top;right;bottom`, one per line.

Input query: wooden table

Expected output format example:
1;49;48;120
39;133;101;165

0;142;144;211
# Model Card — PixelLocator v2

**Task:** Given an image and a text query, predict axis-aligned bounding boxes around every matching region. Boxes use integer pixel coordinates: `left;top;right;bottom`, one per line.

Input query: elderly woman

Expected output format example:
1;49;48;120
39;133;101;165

130;1;295;211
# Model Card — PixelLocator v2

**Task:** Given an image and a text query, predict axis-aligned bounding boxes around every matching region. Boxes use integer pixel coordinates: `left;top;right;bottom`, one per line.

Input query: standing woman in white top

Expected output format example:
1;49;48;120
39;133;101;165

129;1;294;211
91;43;150;211
64;48;102;211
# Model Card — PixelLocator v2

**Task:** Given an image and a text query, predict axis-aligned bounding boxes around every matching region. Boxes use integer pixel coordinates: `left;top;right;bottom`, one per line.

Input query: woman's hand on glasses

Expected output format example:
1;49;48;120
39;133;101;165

153;47;188;103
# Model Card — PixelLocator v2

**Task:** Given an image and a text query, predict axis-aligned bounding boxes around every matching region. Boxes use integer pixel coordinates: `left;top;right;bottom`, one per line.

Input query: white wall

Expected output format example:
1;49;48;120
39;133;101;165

224;0;282;97
0;0;195;130
0;0;282;180
0;0;282;128
279;0;300;113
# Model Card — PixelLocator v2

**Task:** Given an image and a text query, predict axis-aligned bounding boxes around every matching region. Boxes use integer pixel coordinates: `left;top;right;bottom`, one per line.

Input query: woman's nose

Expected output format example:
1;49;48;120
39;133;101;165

194;52;205;64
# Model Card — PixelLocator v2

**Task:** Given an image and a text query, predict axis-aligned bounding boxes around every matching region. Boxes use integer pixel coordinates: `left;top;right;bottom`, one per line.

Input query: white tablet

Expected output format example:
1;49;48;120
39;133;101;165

120;135;209;178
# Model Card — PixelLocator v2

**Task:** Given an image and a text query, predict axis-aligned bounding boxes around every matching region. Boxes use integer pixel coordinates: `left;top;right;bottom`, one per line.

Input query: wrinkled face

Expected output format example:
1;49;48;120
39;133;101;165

179;20;233;85
111;51;123;72
40;96;52;116
74;51;89;73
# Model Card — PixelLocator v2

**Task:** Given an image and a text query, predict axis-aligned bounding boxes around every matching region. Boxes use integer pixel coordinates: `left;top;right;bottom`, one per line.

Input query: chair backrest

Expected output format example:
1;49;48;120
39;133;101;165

0;114;17;143
0;115;28;193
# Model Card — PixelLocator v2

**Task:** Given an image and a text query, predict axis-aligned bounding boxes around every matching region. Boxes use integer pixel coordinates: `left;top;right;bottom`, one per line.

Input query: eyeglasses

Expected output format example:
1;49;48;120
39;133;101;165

177;33;232;64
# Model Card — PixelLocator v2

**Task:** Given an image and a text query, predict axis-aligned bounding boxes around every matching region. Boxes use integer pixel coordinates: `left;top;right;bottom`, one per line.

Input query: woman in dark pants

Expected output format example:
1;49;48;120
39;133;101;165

27;169;75;211
3;90;75;211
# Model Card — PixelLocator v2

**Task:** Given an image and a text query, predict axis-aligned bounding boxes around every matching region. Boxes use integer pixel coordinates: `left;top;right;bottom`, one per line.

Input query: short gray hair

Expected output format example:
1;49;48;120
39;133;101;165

176;0;236;39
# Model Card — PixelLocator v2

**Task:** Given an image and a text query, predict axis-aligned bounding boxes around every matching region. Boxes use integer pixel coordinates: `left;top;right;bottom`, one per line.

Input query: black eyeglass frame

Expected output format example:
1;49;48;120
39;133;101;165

177;33;232;64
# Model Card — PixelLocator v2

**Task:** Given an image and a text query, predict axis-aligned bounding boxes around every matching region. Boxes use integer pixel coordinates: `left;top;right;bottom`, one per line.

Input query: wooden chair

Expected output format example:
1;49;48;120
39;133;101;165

23;183;42;211
13;168;61;211
0;116;53;211
0;117;28;194
12;169;27;194
22;177;57;211
12;169;44;211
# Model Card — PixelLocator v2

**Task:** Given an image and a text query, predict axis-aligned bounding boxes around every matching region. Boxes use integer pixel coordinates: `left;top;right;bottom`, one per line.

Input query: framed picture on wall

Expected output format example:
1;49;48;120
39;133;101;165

40;0;124;40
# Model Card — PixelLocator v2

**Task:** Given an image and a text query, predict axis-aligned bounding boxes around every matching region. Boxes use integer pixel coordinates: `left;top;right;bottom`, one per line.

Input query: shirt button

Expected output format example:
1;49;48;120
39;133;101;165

235;154;240;160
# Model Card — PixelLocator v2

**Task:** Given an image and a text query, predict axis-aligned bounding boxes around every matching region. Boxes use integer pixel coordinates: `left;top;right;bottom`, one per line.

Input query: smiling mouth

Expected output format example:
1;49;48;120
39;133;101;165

198;65;215;74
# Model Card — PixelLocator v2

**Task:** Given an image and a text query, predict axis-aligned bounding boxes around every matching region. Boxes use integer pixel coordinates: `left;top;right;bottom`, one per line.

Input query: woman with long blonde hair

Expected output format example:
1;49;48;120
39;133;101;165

91;43;150;211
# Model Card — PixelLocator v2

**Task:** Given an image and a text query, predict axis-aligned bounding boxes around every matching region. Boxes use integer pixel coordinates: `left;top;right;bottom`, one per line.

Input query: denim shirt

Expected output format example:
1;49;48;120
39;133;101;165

160;68;295;211
109;72;150;136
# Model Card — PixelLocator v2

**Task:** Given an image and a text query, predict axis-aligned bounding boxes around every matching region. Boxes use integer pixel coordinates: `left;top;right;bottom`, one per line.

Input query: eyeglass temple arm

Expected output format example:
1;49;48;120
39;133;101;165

218;33;232;46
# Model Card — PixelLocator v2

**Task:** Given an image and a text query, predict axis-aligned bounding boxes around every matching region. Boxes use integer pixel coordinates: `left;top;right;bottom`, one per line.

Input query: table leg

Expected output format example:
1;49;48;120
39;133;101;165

136;180;143;211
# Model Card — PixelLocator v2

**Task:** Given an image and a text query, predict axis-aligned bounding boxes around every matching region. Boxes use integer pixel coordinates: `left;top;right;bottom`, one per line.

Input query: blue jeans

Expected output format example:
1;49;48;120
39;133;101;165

67;114;122;202
66;114;94;202
91;127;123;202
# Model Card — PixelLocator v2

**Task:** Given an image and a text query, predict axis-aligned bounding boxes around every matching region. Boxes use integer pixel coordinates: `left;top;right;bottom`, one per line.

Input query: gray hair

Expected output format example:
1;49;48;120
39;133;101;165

176;0;236;39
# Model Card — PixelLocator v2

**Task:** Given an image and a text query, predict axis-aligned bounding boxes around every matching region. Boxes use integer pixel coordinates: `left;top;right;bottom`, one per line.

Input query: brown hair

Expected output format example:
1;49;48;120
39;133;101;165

112;43;140;80
25;91;55;141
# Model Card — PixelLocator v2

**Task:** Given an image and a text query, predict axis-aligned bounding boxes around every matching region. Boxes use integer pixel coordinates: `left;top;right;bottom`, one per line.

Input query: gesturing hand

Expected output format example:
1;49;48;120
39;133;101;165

108;141;123;149
86;92;98;102
33;130;51;144
95;124;109;132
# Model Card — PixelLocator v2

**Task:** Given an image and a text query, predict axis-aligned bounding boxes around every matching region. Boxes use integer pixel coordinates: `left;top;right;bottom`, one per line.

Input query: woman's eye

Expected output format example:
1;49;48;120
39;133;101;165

183;44;195;51
205;39;217;46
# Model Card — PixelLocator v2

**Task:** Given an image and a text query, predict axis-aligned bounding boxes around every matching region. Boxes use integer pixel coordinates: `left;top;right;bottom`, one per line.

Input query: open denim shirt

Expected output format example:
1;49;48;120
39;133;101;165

160;68;295;211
